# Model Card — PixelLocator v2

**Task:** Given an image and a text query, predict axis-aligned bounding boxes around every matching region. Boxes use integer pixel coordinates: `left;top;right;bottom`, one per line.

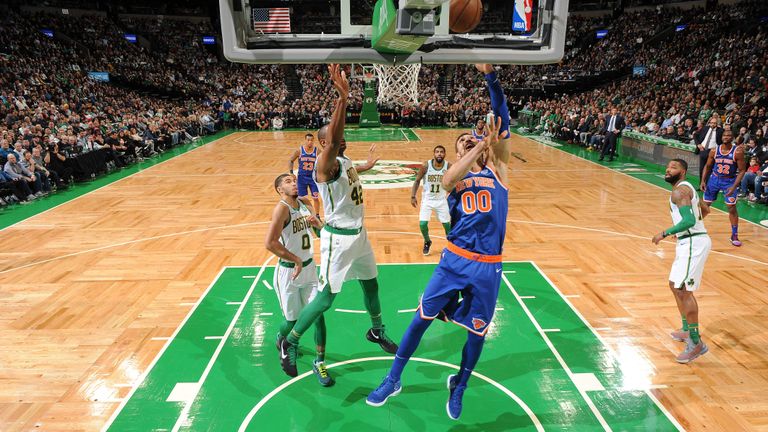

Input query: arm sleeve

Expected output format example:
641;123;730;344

663;205;696;236
484;71;510;136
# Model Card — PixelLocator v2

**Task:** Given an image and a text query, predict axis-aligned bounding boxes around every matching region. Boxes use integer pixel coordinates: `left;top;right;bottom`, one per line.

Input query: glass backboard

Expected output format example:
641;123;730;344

221;0;569;65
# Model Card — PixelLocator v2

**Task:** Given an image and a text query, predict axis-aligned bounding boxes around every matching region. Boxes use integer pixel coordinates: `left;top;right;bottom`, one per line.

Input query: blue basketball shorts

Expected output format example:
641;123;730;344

704;175;737;205
297;176;318;198
418;248;502;336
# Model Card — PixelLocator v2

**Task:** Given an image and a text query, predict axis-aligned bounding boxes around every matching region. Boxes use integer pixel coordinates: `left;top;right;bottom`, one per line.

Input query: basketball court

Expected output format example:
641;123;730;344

3;0;768;430
2;130;767;431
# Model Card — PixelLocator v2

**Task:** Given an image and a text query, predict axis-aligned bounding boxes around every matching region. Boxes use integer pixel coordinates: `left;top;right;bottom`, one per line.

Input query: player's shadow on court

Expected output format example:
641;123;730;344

446;412;535;431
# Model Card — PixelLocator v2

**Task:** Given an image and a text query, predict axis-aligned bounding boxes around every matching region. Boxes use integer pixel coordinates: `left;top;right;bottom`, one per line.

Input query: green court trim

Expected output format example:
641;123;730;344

512;128;768;228
0;131;234;231
104;261;683;432
344;128;420;142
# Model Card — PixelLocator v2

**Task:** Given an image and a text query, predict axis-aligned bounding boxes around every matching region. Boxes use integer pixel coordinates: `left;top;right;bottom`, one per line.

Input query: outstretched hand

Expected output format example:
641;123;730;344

487;115;501;146
367;144;379;166
328;64;350;99
475;64;494;74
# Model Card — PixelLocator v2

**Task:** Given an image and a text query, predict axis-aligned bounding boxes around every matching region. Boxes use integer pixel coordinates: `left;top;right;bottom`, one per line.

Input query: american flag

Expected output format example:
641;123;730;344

252;8;291;33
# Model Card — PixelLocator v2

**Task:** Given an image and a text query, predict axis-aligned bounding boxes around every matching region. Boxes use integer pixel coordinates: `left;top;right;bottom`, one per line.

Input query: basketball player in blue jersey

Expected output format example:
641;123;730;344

471;118;488;142
289;133;321;217
700;129;747;246
367;64;511;420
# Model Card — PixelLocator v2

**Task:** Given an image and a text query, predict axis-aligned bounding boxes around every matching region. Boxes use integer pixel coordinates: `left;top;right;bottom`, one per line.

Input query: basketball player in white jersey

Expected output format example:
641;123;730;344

265;173;334;386
279;65;397;378
411;145;451;255
652;158;711;364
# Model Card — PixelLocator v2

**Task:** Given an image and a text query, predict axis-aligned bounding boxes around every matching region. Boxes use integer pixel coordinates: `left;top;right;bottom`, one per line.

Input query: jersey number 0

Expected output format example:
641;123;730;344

461;190;492;214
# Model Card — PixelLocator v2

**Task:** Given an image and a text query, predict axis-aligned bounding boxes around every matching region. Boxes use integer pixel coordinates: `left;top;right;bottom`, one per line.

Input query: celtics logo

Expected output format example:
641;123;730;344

354;160;422;190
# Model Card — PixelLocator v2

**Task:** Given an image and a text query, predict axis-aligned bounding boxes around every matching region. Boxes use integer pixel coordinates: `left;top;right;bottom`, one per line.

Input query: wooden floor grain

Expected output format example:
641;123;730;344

0;130;766;431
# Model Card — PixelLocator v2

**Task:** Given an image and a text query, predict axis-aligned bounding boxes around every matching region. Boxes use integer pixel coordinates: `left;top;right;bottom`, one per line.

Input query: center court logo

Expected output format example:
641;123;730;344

356;160;422;189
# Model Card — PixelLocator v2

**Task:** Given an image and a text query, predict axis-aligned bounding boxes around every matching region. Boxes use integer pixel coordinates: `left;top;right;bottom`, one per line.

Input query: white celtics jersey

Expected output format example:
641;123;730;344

422;159;448;202
670;181;707;238
314;156;364;229
279;200;314;261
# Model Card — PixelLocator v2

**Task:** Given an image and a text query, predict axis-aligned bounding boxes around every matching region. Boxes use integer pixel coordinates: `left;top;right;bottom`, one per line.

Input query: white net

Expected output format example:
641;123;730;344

372;63;421;106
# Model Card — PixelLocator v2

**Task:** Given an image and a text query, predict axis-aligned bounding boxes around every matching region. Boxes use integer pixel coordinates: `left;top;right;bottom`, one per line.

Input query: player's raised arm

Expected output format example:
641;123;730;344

476;64;511;180
288;149;300;174
410;162;428;208
315;64;349;183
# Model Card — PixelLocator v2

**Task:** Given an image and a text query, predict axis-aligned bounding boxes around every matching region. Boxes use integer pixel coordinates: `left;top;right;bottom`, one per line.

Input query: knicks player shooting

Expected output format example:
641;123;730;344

368;64;511;421
280;65;397;379
652;159;711;364
700;129;747;246
288;133;321;217
411;145;451;255
265;174;333;386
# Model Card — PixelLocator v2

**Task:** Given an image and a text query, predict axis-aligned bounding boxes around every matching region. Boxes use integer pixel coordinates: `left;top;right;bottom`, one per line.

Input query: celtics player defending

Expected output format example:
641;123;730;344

368;64;511;420
280;64;397;378
265;174;333;385
652;159;712;363
411;145;451;255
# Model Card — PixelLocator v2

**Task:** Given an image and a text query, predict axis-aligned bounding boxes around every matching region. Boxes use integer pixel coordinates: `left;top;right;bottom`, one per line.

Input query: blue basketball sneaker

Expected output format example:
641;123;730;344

366;375;402;407
446;374;466;420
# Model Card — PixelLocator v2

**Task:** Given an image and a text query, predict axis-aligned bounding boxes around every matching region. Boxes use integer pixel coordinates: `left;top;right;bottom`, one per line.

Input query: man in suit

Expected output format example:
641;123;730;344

599;108;626;162
694;117;723;181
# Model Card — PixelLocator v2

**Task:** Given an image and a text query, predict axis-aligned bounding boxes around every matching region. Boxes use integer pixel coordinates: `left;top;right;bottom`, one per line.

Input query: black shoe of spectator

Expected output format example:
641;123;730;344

598;157;604;161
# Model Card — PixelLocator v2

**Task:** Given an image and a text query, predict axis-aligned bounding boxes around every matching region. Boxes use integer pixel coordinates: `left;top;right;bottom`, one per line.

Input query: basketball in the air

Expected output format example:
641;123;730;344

449;0;483;33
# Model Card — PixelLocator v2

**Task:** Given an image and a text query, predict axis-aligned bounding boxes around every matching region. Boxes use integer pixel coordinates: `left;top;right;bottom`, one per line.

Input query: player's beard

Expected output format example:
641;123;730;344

435;156;444;163
664;173;682;185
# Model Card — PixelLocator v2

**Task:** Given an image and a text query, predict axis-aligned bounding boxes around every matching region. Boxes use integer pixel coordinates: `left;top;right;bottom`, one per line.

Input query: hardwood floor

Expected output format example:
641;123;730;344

0;130;766;431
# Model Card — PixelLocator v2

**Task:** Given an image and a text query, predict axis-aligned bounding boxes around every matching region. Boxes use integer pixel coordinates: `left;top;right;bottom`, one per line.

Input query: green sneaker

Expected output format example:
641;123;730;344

312;360;335;387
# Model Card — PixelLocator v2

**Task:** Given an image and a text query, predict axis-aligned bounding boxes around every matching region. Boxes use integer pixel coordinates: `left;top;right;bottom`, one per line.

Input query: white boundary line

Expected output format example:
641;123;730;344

100;266;228;432
502;273;612;431
334;308;368;314
410;128;423;141
1;132;232;234
237;356;544;432
399;128;410;142
526;261;686;432
170;257;274;431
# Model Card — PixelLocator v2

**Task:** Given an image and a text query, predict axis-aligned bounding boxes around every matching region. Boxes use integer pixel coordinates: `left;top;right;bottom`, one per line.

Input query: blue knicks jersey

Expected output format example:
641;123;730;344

712;144;736;178
446;167;508;256
472;128;488;142
298;146;317;178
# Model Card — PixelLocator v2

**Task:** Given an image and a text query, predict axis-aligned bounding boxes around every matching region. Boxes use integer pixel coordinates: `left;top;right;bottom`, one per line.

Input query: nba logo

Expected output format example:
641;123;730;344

512;0;532;32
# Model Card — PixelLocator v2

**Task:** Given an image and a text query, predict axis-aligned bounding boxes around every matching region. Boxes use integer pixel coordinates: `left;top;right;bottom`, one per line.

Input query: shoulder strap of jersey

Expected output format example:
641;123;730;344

278;200;293;227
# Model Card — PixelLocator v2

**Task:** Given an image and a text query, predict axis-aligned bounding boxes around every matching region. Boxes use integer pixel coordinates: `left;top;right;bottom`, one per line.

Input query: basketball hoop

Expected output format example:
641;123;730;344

372;63;421;106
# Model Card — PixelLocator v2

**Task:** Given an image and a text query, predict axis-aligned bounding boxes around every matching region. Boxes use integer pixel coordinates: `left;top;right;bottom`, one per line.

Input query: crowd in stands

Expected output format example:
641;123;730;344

522;1;768;205
2;0;768;208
